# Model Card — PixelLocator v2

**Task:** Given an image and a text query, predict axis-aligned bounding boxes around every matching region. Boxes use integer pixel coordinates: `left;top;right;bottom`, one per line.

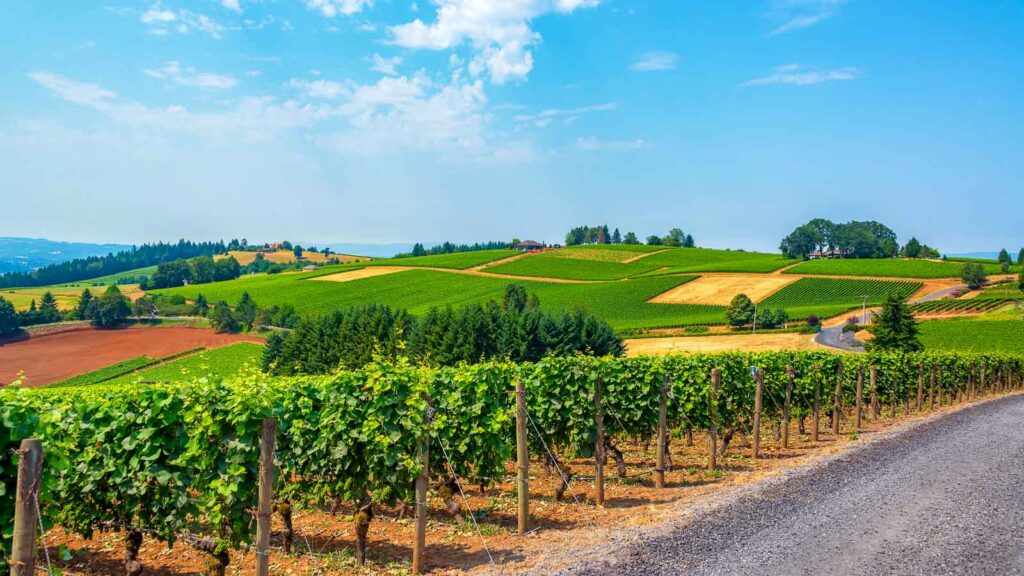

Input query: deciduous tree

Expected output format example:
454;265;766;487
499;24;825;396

725;294;755;328
961;262;988;290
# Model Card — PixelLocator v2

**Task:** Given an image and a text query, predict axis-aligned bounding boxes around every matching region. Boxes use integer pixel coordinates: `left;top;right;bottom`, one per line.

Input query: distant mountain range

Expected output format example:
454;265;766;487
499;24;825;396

0;237;133;274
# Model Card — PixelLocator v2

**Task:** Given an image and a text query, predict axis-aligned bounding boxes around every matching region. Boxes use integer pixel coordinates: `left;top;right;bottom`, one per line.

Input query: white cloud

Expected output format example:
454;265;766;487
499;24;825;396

221;0;242;13
514;102;615;127
29;72;117;107
288;78;348;99
767;0;844;35
370;54;403;75
389;0;601;84
139;3;226;38
631;51;678;72
305;0;373;17
742;64;860;86
576;136;648;151
145;61;238;90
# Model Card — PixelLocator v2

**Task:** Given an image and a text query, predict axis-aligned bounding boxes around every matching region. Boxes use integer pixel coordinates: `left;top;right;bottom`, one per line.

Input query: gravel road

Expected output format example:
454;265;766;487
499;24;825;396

556;393;1024;576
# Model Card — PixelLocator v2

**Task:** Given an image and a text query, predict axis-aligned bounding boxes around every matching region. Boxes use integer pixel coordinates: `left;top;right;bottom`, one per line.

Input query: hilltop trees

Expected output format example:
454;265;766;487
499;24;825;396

622;232;639;245
611;228;622;244
780;219;900;259
645;235;662;246
395;240;512;258
145;256;241;289
868;293;922;352
566;226;693;248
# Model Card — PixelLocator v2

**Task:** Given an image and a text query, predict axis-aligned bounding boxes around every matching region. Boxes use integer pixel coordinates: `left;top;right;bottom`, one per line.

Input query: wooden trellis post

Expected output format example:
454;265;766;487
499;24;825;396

928;365;936;409
870;365;880;421
916;364;925;411
412;402;430;574
11;438;43;576
812;366;821;443
515;380;529;534
752;368;764;459
782;366;794;449
256;418;276;576
593;378;605;507
832;364;843;436
709;369;719;471
855;367;864;432
655;374;669;489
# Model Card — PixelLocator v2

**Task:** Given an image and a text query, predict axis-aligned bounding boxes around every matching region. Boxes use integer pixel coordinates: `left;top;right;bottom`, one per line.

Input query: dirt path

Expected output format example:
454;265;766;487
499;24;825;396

557;393;1024;576
625;333;822;355
0;326;261;386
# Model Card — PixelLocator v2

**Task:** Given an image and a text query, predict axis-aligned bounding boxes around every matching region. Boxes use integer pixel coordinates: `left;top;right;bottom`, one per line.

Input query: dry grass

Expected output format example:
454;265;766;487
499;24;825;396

217;250;367;266
310;266;411;283
2;285;144;311
625;333;824;355
648;274;797;306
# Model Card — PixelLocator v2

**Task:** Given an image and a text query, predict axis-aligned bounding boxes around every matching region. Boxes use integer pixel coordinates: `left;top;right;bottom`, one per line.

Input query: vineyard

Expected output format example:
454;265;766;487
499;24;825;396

2;350;1022;574
908;298;1019;314
757;278;922;319
784;258;1020;279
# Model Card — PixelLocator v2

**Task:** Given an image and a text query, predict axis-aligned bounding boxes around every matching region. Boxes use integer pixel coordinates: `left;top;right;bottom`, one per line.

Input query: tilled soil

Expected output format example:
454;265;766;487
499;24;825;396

556;393;1024;576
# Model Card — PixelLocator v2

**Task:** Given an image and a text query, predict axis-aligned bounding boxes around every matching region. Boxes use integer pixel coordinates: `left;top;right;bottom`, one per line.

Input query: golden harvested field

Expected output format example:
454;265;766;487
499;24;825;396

2;285;144;311
216;250;367;266
648;274;797;306
310;266;411;283
625;333;824;355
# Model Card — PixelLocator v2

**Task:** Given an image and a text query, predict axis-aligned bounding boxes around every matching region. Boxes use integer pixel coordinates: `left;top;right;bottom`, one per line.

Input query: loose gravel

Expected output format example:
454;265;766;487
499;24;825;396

552;393;1024;576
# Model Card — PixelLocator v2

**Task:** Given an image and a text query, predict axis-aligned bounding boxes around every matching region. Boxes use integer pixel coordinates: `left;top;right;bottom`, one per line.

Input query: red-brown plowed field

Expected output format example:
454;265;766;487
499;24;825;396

0;326;261;386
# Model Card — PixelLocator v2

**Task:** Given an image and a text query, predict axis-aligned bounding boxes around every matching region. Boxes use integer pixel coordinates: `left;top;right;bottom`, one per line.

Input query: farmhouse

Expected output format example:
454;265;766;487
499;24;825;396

301;264;319;271
516;240;545;252
808;248;851;259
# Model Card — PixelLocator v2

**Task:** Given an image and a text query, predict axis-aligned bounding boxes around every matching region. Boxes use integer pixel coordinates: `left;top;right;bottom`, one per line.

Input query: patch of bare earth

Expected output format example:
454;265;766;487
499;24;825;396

0;326;261;386
310;266;412;283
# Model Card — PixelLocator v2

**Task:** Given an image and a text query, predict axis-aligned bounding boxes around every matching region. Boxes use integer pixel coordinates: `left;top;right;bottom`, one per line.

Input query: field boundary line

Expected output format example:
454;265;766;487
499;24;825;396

621;249;668;264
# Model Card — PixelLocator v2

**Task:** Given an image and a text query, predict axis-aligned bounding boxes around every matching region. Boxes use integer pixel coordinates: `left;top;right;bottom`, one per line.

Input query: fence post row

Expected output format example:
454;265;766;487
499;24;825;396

655;374;669;489
515;380;529;534
10;438;43;576
752;368;764;459
812;365;821;443
593;378;605;507
870;365;880;421
255;418;276;576
832;364;843;436
709;369;719;471
855;367;864;433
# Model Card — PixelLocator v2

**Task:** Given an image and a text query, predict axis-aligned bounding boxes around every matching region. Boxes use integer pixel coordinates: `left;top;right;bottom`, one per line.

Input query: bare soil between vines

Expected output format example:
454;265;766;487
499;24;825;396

39;390;1016;575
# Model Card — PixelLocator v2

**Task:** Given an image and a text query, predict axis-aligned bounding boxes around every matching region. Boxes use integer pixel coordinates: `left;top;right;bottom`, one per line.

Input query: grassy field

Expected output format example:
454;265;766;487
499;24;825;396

758;278;922;320
486;246;793;280
919;316;1024;353
53;265;160;286
219;250;367;266
785;258;1018;278
372;249;521;269
154;268;723;331
103;342;264;385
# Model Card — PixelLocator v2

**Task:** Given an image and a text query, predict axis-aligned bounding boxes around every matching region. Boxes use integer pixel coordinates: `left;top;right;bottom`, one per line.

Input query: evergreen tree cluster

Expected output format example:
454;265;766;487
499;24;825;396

262;285;624;375
779;218;901;260
868;293;922;352
0;240;227;289
899;237;940;259
396;240;513;259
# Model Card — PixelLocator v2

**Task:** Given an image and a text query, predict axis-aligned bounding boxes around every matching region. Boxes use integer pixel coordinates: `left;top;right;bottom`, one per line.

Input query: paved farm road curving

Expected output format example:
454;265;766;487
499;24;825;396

557;394;1024;576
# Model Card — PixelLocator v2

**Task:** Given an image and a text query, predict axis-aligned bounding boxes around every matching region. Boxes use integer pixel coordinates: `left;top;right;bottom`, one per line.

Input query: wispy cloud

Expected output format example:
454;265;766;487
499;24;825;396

305;0;373;17
741;64;860;87
631;51;678;72
767;0;844;35
370;54;402;76
576;136;648;151
139;3;226;38
514;103;615;127
388;0;602;84
220;0;242;13
145;62;238;90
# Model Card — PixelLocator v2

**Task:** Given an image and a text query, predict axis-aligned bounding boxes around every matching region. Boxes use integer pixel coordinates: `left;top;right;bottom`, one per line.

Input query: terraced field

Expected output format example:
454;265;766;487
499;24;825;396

785;258;1018;278
486;246;793;280
102;342;264;385
919;316;1024;353
757;278;922;320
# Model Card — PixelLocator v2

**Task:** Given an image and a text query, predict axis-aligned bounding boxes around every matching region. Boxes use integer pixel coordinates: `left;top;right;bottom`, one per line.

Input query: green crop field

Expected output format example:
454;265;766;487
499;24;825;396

103;342;264;385
368;249;520;269
757;278;922;320
784;258;1018;278
486;246;793;280
154;268;722;331
53;265;160;287
919;317;1024;354
48;356;157;388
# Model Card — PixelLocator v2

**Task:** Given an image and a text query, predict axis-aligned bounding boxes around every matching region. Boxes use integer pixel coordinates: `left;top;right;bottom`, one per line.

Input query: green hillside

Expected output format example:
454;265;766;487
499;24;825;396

784;258;1018;278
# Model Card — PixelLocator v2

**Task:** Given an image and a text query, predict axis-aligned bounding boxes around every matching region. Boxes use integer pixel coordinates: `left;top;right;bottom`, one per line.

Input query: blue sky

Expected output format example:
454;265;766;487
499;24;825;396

1;0;1022;252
